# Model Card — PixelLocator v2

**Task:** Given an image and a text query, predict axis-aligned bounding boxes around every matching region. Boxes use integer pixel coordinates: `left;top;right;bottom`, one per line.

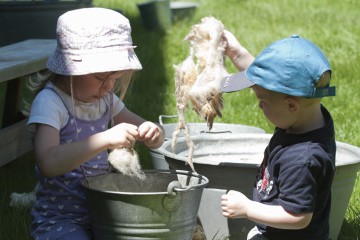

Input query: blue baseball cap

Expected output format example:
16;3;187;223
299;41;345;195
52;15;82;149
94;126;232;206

221;35;336;98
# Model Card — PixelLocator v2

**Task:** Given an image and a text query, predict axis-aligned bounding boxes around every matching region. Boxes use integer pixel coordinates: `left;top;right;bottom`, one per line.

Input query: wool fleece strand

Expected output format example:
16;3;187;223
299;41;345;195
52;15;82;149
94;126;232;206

172;17;229;172
108;147;145;180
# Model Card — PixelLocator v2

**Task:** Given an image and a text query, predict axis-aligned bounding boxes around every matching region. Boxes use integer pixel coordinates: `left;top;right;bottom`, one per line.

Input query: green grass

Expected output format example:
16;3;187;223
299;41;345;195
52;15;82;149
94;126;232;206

1;0;359;239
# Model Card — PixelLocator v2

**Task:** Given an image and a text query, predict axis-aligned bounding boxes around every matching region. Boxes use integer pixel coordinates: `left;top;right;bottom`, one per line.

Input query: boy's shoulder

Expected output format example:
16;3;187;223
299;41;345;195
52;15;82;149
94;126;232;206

271;119;335;166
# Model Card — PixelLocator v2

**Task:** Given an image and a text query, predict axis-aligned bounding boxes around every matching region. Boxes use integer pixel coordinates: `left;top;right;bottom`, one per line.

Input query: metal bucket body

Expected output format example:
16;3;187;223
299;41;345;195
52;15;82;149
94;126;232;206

137;0;171;31
0;1;92;47
150;121;266;170
329;141;360;239
82;170;208;240
159;134;360;240
170;1;198;22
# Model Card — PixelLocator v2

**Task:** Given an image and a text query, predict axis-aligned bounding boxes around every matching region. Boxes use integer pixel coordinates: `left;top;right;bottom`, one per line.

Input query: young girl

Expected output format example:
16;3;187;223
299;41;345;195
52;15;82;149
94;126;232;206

28;8;165;240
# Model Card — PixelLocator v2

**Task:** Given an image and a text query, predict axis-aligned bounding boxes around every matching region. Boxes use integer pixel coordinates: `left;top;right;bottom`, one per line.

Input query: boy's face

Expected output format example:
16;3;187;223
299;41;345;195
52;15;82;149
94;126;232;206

251;85;296;129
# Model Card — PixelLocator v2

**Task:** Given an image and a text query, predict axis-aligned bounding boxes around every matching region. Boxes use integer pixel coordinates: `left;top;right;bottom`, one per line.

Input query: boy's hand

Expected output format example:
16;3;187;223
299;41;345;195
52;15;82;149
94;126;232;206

223;30;254;71
221;190;250;218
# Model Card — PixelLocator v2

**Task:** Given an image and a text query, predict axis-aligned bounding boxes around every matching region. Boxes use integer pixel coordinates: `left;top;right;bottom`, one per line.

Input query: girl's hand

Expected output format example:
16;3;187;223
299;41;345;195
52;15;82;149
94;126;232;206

105;123;139;149
221;190;251;218
138;121;165;149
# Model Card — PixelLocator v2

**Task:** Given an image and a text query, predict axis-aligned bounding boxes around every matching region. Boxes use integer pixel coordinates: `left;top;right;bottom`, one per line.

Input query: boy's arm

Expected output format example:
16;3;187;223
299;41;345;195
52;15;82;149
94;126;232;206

245;198;313;229
224;30;255;71
221;190;313;230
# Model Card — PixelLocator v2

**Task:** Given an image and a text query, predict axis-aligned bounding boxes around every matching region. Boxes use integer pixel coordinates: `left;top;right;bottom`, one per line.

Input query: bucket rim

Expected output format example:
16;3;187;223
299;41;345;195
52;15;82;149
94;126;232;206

82;169;209;195
334;141;360;167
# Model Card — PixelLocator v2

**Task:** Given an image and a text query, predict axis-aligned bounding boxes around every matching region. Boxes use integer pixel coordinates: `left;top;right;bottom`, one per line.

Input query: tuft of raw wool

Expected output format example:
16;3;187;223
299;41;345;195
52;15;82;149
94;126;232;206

9;183;38;208
108;148;145;180
185;16;228;130
172;56;197;172
172;16;229;172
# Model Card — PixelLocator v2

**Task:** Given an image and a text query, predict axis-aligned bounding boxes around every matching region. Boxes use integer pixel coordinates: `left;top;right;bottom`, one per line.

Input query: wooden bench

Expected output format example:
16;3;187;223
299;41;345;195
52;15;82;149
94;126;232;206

0;39;56;166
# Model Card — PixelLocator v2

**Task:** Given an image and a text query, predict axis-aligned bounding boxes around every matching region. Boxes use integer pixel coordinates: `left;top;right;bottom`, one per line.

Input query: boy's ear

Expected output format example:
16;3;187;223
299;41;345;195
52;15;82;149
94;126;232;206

285;96;299;113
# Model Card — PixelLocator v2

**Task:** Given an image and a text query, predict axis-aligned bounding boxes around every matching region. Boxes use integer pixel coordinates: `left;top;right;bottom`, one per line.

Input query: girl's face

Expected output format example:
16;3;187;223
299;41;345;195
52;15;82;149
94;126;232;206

252;85;296;129
72;71;124;103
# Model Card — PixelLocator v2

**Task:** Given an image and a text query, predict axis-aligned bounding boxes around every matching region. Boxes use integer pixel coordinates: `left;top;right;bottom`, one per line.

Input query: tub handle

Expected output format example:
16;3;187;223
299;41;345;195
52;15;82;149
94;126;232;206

159;114;179;125
200;130;233;134
159;115;233;134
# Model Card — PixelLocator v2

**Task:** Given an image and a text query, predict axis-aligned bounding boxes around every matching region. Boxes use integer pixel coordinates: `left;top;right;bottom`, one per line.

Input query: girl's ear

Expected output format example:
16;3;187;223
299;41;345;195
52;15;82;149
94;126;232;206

285;96;299;113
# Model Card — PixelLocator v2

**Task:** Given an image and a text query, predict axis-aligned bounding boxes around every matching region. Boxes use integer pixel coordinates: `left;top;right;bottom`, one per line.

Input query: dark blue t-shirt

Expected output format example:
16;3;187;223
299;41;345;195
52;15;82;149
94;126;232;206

253;105;336;240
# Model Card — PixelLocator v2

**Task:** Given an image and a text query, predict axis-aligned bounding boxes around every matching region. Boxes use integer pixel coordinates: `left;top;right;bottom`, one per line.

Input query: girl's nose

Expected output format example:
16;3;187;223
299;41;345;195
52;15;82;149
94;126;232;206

102;78;116;93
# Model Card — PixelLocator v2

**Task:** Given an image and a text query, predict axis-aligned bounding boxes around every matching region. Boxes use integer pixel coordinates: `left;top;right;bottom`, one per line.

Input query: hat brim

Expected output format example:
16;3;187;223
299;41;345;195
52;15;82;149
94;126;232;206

47;48;142;76
220;71;255;93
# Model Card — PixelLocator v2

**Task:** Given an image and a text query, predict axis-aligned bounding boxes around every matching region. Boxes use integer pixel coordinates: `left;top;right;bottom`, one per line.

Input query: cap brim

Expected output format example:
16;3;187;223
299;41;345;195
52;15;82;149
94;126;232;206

220;71;255;93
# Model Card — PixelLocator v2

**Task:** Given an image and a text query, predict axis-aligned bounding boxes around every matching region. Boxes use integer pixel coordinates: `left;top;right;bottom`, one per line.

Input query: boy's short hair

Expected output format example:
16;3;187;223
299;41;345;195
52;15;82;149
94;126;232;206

221;35;336;98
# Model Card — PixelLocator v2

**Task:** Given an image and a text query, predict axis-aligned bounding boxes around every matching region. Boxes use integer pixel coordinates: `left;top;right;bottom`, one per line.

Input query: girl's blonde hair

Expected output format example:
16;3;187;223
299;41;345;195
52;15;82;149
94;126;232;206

24;70;135;118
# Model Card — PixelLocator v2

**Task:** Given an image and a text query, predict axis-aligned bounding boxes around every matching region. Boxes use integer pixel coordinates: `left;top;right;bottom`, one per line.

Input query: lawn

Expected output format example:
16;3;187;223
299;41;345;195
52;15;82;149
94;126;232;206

0;0;359;239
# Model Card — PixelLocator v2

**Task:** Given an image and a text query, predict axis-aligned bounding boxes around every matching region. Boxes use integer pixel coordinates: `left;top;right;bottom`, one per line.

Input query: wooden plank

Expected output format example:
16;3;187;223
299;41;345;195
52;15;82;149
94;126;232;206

0;39;55;164
2;78;24;128
0;118;33;166
0;39;56;83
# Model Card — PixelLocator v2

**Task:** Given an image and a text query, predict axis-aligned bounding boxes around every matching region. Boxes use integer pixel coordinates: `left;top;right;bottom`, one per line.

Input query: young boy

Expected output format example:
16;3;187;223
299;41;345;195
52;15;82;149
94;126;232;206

220;32;336;240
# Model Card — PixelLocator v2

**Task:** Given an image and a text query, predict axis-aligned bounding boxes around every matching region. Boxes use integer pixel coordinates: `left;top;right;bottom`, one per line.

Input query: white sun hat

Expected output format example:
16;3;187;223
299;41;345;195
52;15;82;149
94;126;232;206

47;7;142;76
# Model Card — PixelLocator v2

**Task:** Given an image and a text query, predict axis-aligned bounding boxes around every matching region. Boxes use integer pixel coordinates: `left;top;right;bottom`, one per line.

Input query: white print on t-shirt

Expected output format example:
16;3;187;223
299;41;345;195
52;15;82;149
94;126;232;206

256;166;273;199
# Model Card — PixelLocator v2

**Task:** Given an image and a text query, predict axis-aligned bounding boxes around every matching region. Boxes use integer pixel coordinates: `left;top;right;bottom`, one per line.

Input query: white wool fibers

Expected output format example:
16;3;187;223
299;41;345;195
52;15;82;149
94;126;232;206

108;148;145;180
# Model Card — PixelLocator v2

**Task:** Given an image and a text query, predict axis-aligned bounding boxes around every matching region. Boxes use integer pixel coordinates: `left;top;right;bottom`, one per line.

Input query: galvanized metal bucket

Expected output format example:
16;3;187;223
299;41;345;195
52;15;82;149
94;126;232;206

137;0;172;31
82;170;209;240
170;1;198;22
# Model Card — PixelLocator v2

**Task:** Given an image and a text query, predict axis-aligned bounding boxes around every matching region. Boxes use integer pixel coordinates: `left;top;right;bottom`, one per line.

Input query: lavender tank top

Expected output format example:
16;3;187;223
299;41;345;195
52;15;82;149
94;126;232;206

31;87;111;239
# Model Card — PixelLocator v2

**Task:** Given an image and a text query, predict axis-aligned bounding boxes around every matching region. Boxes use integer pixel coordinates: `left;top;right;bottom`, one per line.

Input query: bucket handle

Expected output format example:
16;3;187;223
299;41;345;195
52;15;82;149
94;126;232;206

200;130;233;134
159;114;178;125
159;114;234;134
167;180;192;196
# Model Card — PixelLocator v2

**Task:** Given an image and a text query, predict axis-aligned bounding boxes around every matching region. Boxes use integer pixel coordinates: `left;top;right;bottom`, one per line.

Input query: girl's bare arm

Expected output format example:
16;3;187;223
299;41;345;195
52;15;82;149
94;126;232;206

34;122;138;177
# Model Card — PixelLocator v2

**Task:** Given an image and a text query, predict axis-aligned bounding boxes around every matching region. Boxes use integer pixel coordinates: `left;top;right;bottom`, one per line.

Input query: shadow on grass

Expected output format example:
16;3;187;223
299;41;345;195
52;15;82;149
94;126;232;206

0;151;36;240
121;12;171;169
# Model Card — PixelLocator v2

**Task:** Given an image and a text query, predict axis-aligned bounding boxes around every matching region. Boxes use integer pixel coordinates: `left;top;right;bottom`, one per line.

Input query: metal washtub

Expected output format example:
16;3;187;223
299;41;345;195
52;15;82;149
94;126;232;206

150;114;266;169
159;134;360;240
